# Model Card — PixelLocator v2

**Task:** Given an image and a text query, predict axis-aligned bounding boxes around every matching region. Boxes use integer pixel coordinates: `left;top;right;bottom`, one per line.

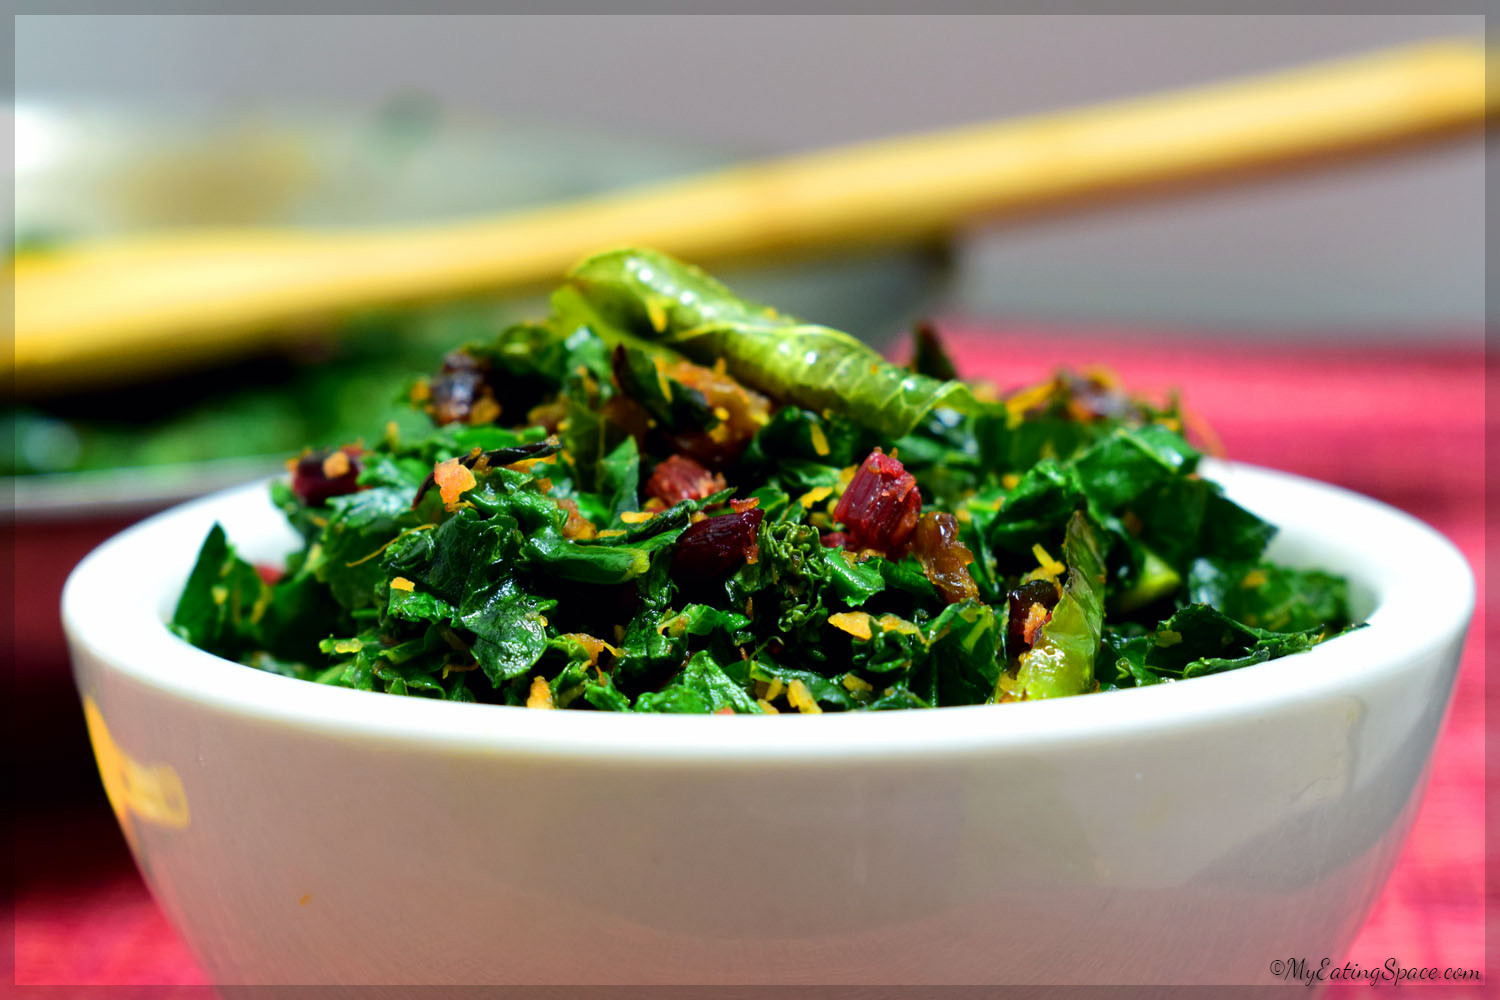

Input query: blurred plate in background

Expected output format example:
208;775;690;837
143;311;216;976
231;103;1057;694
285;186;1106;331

9;98;948;517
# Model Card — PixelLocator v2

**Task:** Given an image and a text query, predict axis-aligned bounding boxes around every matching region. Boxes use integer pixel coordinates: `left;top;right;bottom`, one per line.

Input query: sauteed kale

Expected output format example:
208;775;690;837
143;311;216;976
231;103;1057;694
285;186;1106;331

172;249;1352;712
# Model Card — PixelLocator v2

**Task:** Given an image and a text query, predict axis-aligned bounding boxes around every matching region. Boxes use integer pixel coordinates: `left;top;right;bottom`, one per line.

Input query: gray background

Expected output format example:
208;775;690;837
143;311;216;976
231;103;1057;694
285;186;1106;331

15;13;1486;339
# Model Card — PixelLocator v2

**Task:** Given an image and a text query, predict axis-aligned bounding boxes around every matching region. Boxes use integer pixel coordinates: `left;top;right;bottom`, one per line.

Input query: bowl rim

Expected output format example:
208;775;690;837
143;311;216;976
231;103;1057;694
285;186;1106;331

62;460;1474;763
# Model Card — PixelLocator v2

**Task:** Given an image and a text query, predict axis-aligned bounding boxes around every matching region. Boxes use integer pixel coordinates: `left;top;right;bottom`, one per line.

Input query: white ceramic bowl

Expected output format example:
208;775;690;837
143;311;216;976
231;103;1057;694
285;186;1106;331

63;461;1472;987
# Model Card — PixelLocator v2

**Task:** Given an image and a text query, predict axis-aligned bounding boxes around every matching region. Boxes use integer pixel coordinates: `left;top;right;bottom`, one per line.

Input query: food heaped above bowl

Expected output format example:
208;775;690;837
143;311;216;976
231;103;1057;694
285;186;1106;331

172;248;1356;713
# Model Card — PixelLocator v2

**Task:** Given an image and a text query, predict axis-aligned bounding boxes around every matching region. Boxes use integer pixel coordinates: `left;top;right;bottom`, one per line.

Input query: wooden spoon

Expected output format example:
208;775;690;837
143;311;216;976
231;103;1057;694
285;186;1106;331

11;38;1488;394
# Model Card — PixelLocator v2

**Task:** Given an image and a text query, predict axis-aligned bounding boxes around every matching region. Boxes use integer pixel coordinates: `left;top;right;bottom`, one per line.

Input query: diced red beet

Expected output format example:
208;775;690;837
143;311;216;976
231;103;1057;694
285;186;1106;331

645;454;727;505
673;508;764;578
291;446;363;506
911;511;979;604
832;448;922;555
819;531;849;549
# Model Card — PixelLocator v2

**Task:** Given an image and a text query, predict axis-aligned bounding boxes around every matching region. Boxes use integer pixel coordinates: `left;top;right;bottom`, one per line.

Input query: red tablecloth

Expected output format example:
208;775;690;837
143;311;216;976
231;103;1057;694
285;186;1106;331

12;324;1487;988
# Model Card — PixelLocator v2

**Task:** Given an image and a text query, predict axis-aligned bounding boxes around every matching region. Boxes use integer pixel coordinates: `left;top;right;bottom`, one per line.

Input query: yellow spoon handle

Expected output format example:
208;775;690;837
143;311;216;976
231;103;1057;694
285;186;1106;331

12;38;1489;393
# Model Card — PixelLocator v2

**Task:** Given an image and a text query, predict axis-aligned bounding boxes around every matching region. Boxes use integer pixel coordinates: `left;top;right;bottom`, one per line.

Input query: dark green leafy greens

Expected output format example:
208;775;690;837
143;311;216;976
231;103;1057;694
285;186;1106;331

172;248;1357;713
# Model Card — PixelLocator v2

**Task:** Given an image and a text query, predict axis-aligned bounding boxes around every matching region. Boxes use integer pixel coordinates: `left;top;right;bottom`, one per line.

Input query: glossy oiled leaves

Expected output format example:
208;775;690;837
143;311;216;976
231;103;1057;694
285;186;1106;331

561;248;977;438
170;523;270;658
174;248;1356;712
1012;512;1106;700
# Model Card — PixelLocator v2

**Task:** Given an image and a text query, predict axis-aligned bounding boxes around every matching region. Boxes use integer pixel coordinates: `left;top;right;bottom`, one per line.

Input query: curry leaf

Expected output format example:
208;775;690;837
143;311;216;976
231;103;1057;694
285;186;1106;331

561;248;977;438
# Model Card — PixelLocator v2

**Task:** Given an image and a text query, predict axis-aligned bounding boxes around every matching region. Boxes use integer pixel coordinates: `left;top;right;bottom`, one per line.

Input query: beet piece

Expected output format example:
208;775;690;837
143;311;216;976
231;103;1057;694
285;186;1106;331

673;509;764;579
645;454;727;505
291;446;363;506
832;448;922;555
